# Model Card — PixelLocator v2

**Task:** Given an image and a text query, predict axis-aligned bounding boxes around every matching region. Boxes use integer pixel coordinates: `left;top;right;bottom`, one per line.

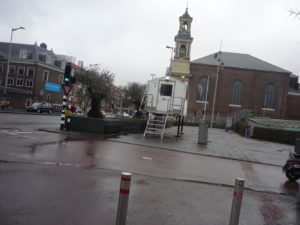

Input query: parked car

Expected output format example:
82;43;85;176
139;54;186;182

27;102;53;113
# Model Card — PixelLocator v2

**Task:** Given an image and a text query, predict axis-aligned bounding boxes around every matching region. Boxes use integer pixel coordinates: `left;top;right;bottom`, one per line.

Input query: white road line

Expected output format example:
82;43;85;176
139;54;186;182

142;156;153;160
0;130;37;139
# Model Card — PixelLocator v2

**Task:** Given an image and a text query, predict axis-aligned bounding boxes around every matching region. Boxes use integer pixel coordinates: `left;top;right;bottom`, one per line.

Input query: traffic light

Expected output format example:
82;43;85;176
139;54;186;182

63;63;71;84
63;63;76;84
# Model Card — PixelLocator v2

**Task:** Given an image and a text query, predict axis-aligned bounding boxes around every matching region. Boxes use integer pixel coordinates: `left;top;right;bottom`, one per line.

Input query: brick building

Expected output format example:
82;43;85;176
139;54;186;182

186;52;300;125
0;42;70;109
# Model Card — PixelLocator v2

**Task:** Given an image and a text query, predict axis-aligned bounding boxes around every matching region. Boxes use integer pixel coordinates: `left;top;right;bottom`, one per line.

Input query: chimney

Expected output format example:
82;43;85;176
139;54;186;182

40;42;47;49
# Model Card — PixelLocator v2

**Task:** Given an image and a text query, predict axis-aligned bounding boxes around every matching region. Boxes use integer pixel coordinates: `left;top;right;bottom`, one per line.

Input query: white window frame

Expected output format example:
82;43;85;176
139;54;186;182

16;78;24;87
25;79;33;88
9;65;16;74
19;49;28;59
7;78;14;86
59;75;64;84
17;66;25;75
25;99;32;107
43;70;49;81
27;67;35;76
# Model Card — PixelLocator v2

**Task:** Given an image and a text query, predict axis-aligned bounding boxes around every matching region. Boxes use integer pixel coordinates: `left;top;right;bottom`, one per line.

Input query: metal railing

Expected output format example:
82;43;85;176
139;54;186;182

232;110;252;126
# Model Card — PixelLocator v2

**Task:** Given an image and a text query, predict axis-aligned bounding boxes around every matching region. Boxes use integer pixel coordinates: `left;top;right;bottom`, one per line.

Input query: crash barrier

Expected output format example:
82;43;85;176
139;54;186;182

116;172;132;225
229;178;245;225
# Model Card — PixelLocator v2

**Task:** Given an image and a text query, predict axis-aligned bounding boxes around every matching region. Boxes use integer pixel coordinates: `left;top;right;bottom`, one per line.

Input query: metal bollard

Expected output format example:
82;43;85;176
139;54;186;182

229;178;245;225
116;172;132;225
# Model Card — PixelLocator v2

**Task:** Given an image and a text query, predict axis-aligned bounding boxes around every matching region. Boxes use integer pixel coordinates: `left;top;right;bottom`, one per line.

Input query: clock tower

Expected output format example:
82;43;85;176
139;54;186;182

170;8;193;82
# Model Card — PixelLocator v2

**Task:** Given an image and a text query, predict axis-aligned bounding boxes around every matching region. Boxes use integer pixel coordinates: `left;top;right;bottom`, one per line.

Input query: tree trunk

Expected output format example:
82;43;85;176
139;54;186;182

88;96;103;118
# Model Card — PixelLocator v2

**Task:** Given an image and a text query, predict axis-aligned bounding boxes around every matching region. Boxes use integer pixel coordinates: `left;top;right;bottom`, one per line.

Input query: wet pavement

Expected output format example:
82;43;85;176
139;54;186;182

108;126;292;166
1;162;299;225
0;113;300;225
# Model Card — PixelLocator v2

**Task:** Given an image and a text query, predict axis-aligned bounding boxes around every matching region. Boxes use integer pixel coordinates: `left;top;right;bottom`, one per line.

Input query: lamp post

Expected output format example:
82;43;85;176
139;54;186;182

3;26;25;97
210;52;224;128
166;45;174;76
89;64;98;70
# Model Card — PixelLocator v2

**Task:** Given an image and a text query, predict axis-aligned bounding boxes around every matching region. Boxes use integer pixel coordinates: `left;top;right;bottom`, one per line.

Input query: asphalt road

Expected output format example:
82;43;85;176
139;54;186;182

0;113;299;225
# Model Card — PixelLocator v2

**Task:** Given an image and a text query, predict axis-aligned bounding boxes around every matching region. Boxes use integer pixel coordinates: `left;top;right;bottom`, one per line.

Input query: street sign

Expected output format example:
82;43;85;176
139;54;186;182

61;84;74;96
44;82;61;93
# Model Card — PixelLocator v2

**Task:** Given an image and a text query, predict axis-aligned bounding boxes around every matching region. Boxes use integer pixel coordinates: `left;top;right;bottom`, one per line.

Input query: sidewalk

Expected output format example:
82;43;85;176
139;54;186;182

108;126;292;166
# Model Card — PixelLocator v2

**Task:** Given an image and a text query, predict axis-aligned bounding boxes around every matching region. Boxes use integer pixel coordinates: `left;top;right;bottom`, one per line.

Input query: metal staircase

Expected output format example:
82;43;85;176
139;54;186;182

144;113;168;139
232;110;252;126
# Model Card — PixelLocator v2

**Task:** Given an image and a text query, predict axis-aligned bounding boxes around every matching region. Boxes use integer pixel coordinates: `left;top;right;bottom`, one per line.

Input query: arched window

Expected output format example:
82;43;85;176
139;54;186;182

183;22;188;31
179;45;186;58
230;80;242;105
197;76;209;101
263;84;276;108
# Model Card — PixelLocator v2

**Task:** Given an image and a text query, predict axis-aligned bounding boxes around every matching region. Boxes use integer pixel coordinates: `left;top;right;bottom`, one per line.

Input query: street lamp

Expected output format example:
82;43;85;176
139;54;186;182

3;26;25;96
89;64;98;70
210;52;224;128
166;45;174;76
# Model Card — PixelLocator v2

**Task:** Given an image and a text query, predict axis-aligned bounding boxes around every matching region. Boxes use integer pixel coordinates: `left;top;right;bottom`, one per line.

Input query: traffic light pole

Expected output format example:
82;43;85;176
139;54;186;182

60;84;74;130
60;62;76;130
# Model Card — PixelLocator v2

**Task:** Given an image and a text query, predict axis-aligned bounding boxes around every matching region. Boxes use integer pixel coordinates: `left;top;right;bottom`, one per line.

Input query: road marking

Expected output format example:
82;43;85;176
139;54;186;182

142;156;153;160
0;130;36;139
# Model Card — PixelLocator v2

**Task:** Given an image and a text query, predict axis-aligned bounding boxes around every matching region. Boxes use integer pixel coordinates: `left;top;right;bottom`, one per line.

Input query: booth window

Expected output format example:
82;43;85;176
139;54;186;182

160;84;173;96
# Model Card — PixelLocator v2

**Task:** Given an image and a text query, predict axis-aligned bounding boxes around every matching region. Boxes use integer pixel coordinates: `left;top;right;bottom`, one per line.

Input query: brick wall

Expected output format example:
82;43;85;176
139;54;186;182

187;63;290;124
285;94;300;119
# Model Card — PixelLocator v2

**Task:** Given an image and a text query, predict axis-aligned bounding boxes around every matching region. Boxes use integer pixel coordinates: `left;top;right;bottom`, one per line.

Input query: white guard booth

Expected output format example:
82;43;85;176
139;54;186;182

141;76;187;139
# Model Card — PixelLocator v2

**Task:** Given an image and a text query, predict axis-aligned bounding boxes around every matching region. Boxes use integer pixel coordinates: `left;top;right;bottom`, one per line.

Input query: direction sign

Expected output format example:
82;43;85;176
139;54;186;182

44;82;61;93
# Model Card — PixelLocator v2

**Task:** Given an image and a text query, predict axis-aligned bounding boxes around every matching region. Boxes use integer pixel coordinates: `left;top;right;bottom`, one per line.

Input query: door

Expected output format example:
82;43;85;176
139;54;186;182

156;80;174;112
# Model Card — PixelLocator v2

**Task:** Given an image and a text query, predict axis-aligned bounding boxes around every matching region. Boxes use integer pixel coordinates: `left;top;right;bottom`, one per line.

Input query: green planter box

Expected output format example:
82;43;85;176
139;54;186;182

70;116;146;134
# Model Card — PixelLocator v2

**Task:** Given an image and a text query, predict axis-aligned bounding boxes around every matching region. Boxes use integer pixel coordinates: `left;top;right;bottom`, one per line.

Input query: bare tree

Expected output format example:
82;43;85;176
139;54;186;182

287;7;300;18
75;67;114;118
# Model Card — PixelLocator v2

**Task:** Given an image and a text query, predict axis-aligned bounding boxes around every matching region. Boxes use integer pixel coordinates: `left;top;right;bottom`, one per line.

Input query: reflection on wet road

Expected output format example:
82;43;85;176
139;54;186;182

0;127;297;195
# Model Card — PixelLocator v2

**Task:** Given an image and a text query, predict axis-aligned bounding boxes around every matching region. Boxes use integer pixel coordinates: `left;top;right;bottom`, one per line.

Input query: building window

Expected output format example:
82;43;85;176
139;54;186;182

263;84;276;108
9;65;16;74
46;55;51;64
7;78;14;86
160;84;173;96
26;99;32;107
43;70;49;81
18;66;25;75
197;76;209;101
16;79;24;87
230;80;242;105
179;45;186;58
19;49;28;59
25;80;33;88
0;64;3;73
27;67;35;76
59;75;64;84
182;22;188;31
0;76;2;85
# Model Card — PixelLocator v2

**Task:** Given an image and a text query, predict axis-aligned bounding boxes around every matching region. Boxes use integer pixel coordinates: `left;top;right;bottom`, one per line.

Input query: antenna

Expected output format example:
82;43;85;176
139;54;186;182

186;0;189;11
219;39;223;52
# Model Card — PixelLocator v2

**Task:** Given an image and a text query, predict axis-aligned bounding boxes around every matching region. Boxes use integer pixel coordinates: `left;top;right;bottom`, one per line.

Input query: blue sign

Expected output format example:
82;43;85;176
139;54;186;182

44;82;61;93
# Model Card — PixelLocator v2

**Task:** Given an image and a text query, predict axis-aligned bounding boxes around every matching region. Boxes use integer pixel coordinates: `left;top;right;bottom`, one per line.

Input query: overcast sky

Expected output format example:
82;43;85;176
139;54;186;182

0;0;299;86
